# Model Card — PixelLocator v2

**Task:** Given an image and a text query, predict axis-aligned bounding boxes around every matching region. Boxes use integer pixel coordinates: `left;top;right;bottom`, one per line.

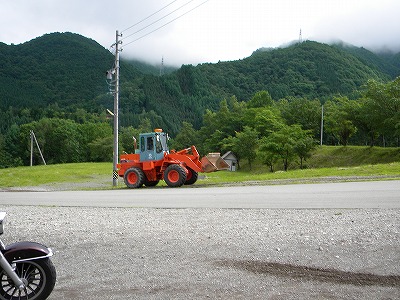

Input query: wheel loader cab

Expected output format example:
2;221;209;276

139;130;169;162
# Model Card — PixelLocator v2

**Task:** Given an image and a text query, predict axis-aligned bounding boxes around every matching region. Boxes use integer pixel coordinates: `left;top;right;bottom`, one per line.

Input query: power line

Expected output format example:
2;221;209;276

123;0;209;48
122;0;179;33
121;0;197;41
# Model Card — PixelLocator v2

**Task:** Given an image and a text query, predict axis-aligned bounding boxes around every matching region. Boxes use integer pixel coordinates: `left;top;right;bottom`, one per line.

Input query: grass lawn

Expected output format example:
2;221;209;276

0;163;111;188
204;162;400;185
0;146;399;189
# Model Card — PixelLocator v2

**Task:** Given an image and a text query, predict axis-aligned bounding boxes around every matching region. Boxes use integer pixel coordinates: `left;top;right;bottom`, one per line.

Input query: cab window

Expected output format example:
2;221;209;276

146;137;154;150
155;134;163;153
140;137;145;152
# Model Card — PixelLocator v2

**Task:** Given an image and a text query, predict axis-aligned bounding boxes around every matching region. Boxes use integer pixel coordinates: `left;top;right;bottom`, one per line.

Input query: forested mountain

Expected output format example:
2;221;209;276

1;32;399;168
0;32;399;136
0;32;141;111
119;40;399;133
332;42;400;78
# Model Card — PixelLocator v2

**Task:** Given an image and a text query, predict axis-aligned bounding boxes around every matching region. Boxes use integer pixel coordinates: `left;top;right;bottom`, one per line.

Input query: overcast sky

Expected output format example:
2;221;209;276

1;0;400;66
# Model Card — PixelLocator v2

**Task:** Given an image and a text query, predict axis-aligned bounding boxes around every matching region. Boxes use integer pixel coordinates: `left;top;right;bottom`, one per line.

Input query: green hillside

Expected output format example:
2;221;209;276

118;41;398;134
1;32;399;137
332;42;400;78
194;41;391;101
1;33;109;109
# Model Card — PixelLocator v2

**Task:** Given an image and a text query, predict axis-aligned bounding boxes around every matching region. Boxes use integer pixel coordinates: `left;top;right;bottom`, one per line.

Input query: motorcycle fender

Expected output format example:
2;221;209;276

3;241;53;263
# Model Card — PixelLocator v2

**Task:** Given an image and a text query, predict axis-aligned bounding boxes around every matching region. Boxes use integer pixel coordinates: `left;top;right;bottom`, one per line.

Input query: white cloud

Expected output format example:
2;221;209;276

1;0;399;66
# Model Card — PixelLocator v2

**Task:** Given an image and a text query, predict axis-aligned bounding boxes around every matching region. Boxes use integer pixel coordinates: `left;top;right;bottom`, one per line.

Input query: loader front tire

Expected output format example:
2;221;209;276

184;167;198;185
164;164;187;187
124;167;144;188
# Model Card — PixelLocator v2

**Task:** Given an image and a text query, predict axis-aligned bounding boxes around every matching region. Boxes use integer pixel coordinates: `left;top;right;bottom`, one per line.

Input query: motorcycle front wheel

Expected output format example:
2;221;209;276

0;258;56;300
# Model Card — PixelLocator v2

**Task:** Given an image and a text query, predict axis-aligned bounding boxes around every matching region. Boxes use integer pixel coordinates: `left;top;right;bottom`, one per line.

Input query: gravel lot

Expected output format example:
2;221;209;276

1;206;399;299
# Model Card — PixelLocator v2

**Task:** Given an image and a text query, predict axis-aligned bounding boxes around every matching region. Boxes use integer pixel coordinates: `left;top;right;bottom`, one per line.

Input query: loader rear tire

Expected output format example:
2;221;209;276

164;164;187;187
124;167;144;188
184;167;198;185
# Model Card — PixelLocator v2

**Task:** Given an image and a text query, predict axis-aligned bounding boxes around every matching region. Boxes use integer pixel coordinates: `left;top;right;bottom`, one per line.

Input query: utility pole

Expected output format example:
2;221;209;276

30;130;46;166
320;105;324;146
112;30;122;186
30;131;33;166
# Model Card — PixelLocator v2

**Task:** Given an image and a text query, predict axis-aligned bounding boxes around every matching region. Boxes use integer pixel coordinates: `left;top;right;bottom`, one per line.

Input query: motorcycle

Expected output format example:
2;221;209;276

0;212;56;300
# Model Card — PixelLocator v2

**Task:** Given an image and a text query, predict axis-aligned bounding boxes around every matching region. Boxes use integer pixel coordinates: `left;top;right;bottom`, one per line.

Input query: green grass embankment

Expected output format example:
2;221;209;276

307;146;400;168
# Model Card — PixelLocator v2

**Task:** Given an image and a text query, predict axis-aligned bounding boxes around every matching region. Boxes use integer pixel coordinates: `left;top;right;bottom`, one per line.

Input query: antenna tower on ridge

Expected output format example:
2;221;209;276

299;29;303;44
160;56;164;76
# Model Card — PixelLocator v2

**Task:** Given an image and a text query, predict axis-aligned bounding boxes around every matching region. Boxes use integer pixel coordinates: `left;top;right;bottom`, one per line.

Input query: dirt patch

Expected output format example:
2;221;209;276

216;260;400;287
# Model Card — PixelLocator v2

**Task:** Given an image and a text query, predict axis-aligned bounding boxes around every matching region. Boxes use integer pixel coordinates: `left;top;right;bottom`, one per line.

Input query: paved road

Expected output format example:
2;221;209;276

1;180;399;208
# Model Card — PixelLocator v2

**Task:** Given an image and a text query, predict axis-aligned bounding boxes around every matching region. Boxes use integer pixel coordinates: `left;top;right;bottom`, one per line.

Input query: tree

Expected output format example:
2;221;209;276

247;90;273;108
198;98;245;154
277;97;322;136
258;137;280;172
17;118;113;164
258;124;315;171
78;122;112;160
31;118;85;163
222;126;258;170
324;97;357;145
0;130;24;168
293;134;317;169
170;122;198;150
119;126;136;154
251;107;285;137
88;136;113;162
362;78;400;146
201;129;226;155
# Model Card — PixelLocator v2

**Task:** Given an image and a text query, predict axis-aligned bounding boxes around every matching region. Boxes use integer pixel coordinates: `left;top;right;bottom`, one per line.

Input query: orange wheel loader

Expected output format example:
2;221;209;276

117;129;229;188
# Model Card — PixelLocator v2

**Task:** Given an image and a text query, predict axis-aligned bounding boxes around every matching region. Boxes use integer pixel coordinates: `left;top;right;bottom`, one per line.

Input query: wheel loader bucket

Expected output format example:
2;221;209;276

201;153;230;172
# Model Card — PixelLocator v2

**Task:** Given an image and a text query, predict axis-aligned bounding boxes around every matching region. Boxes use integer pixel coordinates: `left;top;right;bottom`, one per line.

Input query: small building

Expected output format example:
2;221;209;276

221;151;238;172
